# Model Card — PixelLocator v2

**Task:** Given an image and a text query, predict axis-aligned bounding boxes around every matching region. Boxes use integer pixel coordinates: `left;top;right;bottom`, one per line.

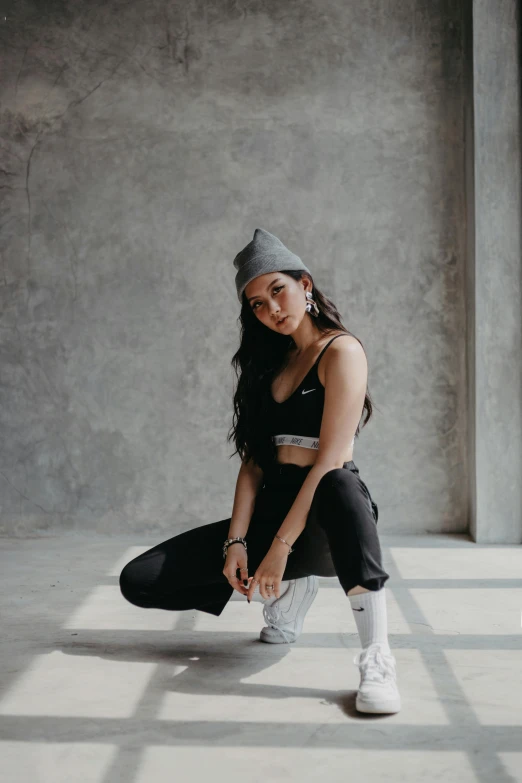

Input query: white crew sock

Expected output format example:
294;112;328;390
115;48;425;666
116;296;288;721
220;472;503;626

229;579;294;604
348;586;391;653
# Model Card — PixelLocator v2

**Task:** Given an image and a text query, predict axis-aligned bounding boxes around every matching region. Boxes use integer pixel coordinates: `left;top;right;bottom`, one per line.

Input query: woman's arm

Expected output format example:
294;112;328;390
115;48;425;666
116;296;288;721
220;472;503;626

227;459;264;539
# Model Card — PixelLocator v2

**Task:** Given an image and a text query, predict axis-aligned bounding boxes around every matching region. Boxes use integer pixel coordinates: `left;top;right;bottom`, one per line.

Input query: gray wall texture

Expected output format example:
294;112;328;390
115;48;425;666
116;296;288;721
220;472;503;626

469;0;522;544
0;1;517;539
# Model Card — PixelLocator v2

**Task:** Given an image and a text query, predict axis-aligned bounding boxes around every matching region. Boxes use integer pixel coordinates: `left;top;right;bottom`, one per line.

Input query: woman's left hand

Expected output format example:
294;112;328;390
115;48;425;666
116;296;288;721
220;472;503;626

246;544;289;602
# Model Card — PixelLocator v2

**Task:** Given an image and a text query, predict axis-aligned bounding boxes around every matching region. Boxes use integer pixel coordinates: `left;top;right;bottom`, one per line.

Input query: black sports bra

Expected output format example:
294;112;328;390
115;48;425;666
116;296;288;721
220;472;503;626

270;333;355;451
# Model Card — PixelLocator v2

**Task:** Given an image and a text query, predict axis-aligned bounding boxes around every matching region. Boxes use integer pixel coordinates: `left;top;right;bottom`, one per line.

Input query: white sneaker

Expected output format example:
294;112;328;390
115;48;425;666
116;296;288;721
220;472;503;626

353;642;401;713
260;575;319;645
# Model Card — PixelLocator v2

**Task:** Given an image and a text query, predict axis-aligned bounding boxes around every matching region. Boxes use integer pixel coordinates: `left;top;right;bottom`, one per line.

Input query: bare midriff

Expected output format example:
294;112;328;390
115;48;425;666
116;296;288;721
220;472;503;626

276;442;354;467
272;330;357;468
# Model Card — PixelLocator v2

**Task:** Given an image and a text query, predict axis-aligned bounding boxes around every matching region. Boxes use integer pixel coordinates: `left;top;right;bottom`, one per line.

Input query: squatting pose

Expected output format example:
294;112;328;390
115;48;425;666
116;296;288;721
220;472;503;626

120;227;401;714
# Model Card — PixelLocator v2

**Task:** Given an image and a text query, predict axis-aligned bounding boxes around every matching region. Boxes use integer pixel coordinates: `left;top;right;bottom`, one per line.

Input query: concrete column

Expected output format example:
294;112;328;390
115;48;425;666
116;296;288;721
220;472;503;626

468;0;522;542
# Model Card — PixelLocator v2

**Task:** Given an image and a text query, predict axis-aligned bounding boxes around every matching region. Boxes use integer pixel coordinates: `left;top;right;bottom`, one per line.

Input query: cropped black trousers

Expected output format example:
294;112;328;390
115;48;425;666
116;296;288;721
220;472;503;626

119;460;389;617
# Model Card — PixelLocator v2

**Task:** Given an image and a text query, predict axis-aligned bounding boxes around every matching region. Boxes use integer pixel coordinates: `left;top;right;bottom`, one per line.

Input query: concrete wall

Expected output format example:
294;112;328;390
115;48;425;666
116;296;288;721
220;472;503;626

0;1;494;536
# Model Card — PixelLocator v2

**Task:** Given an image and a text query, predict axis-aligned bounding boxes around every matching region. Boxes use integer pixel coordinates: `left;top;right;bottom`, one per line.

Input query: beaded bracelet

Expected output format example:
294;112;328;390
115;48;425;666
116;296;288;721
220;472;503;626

223;536;247;561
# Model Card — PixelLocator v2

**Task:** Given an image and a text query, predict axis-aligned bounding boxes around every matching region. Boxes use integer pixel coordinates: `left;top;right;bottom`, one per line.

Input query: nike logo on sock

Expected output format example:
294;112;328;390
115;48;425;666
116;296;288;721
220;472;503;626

353;607;365;611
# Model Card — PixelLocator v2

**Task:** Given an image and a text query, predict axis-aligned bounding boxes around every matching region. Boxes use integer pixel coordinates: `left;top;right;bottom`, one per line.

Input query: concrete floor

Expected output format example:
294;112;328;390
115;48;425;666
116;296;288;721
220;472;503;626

1;532;521;783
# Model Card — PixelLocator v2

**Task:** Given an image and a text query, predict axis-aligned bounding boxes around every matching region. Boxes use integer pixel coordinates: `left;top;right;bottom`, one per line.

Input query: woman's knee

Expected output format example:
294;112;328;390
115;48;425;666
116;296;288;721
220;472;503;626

315;467;375;521
119;558;155;607
317;466;359;495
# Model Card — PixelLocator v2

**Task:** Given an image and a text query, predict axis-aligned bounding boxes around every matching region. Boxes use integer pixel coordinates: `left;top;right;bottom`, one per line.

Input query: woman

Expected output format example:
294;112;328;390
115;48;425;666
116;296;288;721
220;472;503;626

119;228;401;714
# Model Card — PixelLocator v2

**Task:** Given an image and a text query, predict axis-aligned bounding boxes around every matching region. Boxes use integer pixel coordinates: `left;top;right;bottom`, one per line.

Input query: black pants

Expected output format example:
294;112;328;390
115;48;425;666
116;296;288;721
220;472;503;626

119;460;389;617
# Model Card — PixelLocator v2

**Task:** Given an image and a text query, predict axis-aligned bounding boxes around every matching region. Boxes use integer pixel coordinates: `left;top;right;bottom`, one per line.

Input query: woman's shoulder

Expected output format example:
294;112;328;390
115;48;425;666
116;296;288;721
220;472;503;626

285;330;355;362
321;330;358;348
317;332;362;368
286;330;354;360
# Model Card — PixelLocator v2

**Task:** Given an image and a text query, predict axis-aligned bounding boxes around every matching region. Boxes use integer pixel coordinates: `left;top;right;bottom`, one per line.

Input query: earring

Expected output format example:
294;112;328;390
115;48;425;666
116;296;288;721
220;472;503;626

305;291;319;317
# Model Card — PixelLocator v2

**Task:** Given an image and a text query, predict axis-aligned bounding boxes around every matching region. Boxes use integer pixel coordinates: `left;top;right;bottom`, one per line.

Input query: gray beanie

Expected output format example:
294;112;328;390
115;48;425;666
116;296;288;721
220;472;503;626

233;227;313;303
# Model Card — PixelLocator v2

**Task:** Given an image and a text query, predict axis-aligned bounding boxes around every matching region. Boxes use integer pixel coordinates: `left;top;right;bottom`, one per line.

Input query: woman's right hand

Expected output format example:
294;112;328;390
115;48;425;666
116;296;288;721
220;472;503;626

223;543;250;596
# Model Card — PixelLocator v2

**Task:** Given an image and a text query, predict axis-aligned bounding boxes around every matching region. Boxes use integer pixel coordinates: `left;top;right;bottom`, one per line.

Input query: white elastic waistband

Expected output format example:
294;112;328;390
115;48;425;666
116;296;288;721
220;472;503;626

273;434;355;450
273;434;319;449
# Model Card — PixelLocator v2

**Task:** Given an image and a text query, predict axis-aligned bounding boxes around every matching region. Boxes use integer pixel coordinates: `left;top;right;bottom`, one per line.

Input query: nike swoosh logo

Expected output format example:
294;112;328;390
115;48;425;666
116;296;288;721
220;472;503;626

353;607;365;611
302;389;316;395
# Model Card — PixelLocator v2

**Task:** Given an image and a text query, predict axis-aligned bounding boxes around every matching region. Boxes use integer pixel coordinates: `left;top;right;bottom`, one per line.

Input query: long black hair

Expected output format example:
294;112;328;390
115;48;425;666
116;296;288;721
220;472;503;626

227;270;377;471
